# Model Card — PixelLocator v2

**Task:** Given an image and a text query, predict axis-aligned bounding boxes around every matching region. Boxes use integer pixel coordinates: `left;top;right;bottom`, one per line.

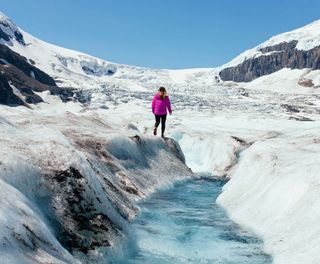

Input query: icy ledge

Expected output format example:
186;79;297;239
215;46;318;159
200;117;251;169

0;108;193;263
217;128;320;264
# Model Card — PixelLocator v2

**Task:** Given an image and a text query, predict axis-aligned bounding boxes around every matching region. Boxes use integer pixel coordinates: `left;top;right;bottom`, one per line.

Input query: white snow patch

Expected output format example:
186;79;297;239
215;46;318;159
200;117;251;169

242;68;320;94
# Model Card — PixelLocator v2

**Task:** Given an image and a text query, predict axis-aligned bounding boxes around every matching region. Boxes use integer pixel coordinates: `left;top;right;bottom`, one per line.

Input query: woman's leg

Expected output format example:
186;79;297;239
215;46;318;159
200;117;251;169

154;115;160;135
161;114;167;137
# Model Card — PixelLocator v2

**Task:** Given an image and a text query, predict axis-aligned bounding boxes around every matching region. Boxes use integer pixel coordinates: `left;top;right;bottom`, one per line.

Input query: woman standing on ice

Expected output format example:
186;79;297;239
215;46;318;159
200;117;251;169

152;87;172;138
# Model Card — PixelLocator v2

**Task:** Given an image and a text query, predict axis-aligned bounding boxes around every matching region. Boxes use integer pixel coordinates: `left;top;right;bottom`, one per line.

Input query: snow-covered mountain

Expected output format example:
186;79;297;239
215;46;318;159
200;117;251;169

222;19;320;68
0;12;217;92
219;20;320;83
1;11;320;95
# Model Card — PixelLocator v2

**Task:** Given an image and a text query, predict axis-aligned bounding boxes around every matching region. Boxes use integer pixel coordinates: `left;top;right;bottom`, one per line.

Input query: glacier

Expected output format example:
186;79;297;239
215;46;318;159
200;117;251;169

1;10;320;264
2;85;319;263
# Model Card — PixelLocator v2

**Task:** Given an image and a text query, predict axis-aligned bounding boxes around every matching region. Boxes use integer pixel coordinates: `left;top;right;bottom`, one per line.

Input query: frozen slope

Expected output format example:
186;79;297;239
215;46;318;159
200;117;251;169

217;126;320;264
0;97;193;263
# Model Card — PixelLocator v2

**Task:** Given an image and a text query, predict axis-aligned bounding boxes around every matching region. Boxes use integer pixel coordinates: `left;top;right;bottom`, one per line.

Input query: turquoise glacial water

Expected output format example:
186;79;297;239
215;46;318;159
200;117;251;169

111;178;272;264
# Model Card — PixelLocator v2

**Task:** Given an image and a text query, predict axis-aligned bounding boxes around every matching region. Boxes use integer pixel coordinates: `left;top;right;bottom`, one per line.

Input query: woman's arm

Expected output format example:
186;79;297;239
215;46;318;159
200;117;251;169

166;96;172;114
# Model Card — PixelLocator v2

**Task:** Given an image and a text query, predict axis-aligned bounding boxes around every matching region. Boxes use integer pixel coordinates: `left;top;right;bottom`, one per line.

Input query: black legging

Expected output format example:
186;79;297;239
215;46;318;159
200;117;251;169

155;114;167;135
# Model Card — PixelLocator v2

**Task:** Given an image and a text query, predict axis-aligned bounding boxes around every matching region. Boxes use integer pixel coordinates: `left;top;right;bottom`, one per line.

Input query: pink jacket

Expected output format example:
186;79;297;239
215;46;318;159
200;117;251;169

152;93;172;115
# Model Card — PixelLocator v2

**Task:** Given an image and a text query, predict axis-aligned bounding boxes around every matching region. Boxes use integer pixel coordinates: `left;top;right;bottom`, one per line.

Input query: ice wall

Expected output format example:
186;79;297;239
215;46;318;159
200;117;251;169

217;127;320;264
174;132;248;176
0;106;193;264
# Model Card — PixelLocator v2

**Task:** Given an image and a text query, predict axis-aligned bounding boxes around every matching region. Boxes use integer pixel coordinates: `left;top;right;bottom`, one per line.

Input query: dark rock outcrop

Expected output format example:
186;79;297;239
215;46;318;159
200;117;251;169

0;44;57;106
0;74;24;105
219;41;320;82
0;44;56;86
0;44;87;106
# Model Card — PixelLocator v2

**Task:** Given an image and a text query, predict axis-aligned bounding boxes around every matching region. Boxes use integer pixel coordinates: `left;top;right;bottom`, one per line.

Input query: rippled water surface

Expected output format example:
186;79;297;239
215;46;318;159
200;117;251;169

111;178;272;264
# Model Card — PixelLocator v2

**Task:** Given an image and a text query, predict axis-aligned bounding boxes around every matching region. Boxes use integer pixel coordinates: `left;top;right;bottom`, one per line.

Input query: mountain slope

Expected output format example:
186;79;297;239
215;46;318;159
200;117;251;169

1;11;320;92
0;43;86;106
0;43;57;105
0;12;217;91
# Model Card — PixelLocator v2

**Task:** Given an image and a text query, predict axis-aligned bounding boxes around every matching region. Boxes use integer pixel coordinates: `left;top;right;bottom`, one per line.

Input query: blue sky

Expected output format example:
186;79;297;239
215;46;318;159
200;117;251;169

1;0;320;69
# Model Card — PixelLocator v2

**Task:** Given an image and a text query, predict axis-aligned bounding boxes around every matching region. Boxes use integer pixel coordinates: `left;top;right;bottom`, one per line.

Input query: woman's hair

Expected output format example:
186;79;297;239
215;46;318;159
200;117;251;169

158;87;166;99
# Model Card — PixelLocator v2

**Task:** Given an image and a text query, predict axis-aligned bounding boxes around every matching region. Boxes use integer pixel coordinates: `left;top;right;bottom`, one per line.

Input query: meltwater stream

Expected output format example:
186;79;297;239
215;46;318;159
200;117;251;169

111;178;272;264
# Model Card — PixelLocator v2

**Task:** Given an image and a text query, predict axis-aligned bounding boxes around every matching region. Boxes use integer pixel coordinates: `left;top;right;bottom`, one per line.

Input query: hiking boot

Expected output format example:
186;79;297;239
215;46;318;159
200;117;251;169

153;128;157;136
